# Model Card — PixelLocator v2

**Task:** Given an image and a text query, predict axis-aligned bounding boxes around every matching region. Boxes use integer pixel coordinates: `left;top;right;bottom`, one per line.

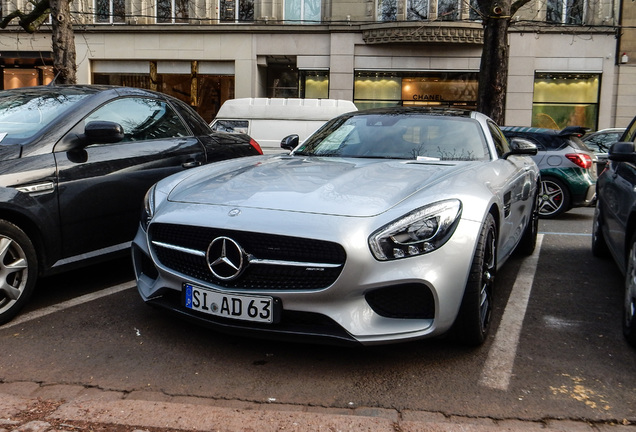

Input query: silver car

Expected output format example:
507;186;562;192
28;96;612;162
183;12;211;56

132;107;540;346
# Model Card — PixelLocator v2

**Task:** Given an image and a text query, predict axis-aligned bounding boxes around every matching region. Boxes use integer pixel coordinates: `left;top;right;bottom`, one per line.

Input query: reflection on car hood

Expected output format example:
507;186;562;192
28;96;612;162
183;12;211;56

168;155;473;217
0;144;21;161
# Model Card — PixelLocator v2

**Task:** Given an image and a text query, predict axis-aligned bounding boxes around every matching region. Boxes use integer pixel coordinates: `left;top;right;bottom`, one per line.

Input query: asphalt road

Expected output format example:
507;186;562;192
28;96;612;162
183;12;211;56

1;207;635;427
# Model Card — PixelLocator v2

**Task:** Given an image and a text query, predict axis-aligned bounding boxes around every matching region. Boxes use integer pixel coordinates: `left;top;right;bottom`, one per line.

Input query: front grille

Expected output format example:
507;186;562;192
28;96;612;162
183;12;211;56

365;284;435;319
149;223;346;290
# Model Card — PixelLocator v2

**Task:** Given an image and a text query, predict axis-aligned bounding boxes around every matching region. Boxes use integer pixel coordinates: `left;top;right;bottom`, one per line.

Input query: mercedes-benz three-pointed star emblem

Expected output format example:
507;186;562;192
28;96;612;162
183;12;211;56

206;236;245;280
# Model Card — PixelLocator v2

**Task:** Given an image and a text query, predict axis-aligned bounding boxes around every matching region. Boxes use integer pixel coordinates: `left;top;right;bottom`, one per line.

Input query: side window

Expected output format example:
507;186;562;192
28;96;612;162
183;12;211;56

624;118;636;144
487;121;510;158
85;97;190;142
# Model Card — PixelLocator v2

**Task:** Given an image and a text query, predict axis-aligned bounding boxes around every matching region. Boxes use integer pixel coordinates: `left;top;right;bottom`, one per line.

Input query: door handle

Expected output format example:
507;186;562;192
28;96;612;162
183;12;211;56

182;160;202;168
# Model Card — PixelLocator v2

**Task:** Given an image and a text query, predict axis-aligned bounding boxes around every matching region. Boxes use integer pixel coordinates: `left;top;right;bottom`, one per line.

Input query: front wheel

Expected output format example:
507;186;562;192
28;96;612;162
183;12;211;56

0;220;38;325
453;213;497;346
623;233;636;347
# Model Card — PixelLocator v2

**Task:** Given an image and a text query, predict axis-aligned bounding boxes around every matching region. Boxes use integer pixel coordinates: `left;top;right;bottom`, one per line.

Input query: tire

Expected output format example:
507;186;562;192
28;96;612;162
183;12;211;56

515;184;539;256
0;220;38;325
538;177;570;218
453;213;497;346
623;233;636;347
591;201;610;258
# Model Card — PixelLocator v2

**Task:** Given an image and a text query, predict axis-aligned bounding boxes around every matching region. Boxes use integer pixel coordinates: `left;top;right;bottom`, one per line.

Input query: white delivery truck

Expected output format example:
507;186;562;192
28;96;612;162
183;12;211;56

210;98;357;152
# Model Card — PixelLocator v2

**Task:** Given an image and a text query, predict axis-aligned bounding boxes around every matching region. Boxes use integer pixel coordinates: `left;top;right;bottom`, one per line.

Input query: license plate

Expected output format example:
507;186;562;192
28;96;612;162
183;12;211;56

184;283;274;324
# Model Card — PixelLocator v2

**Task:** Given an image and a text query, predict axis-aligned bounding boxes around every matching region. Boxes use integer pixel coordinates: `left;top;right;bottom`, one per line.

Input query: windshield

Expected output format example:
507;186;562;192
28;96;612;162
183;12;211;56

294;113;490;161
0;91;91;145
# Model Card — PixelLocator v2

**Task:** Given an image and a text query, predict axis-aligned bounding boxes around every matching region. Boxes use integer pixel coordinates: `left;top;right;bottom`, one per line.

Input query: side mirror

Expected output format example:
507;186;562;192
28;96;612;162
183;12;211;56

503;137;538;159
281;134;299;151
84;121;125;144
608;142;636;163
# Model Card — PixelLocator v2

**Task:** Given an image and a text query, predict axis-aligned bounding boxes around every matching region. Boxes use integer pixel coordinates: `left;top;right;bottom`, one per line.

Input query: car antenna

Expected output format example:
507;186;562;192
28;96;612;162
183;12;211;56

48;71;62;86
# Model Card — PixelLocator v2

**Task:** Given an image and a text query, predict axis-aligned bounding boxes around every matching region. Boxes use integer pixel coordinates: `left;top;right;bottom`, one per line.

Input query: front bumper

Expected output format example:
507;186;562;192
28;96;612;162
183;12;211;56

132;210;481;346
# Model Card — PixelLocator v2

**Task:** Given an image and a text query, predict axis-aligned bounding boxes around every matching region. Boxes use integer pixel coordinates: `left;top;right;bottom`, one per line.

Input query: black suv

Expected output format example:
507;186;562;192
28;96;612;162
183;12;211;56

0;85;262;324
592;115;636;347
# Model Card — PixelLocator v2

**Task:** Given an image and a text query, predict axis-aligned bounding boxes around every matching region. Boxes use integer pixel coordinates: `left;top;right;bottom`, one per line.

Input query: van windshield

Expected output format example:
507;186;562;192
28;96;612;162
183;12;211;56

211;120;249;134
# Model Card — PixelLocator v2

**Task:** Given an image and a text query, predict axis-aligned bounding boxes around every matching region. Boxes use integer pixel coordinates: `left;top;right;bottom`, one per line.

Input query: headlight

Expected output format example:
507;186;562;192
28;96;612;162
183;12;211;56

142;184;157;230
369;199;462;260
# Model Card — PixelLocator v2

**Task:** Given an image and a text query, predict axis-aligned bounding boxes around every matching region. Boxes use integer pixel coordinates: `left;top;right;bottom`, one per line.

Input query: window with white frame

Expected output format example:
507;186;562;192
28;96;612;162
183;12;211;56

437;0;460;20
468;0;482;20
220;0;254;22
546;0;585;24
284;0;321;23
95;0;125;23
378;0;397;21
407;0;428;20
157;0;189;23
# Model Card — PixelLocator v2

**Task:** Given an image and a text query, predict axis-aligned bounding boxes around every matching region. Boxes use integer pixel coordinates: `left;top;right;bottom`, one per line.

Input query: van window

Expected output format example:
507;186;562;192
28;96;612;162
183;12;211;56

212;120;249;134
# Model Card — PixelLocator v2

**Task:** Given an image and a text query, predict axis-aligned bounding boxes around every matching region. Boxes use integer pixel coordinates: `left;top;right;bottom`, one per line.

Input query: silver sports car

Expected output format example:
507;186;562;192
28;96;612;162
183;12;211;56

132;107;540;346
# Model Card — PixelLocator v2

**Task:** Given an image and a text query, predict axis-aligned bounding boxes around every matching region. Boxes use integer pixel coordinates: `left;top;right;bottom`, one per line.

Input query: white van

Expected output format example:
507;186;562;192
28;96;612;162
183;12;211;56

210;98;357;152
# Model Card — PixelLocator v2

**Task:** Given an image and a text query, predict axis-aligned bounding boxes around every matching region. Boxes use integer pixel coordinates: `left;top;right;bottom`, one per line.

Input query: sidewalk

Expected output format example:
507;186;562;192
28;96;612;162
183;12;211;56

1;381;634;432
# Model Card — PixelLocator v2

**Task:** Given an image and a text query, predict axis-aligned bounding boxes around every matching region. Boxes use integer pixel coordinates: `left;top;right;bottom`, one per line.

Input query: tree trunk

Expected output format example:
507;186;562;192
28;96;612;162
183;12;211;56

476;12;511;125
49;0;76;84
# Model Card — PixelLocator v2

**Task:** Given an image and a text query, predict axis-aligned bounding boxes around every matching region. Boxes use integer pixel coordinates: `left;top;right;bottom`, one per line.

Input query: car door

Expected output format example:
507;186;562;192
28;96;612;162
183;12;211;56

489;122;538;258
54;96;206;263
602;160;636;268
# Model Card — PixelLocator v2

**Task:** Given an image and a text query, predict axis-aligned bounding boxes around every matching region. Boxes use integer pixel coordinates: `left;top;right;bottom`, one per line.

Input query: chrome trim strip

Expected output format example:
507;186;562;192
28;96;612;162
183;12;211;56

53;242;131;267
152;241;342;269
15;182;55;194
152;241;206;257
249;258;341;268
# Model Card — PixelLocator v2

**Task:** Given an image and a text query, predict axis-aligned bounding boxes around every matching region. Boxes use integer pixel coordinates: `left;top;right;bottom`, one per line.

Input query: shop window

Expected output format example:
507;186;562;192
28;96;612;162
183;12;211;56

354;71;478;110
220;0;254;22
407;0;428;20
532;72;599;130
92;64;234;123
267;65;299;97
438;0;460;20
300;70;329;98
377;0;397;21
95;0;125;23
284;0;321;23
546;0;584;24
157;0;189;23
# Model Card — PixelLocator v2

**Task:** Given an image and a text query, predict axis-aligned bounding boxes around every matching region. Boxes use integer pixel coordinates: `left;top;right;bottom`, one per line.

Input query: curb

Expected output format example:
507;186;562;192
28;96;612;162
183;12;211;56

1;382;635;432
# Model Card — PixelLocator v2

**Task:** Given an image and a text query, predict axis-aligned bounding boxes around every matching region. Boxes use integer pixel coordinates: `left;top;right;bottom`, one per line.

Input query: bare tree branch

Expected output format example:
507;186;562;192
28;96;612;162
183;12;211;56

0;0;51;33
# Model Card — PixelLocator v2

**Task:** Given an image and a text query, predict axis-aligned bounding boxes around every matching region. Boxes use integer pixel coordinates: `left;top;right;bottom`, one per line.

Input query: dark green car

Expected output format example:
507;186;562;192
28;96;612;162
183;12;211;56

502;126;597;218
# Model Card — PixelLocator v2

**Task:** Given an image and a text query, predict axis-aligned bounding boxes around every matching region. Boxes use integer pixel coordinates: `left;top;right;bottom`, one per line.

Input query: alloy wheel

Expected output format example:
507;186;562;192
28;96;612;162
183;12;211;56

0;236;29;315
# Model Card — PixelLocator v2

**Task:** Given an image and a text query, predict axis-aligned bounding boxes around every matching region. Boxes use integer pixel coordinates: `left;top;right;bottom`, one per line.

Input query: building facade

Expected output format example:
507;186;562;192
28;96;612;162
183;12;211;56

0;0;629;130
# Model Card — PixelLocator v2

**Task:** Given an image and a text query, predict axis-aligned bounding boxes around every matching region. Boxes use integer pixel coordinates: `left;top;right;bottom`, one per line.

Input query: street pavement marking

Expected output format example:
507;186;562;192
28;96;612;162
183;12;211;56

0;281;135;330
479;234;544;391
539;231;590;236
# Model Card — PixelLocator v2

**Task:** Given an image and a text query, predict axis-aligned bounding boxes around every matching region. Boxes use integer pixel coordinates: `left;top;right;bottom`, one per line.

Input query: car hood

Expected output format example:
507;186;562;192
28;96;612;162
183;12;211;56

168;155;475;217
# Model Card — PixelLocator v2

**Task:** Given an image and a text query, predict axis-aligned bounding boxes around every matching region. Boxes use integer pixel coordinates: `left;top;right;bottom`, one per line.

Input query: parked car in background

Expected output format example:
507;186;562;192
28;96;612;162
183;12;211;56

210;98;357;153
502;126;597;218
582;128;625;172
592;115;636;347
0;85;262;325
133;107;540;346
